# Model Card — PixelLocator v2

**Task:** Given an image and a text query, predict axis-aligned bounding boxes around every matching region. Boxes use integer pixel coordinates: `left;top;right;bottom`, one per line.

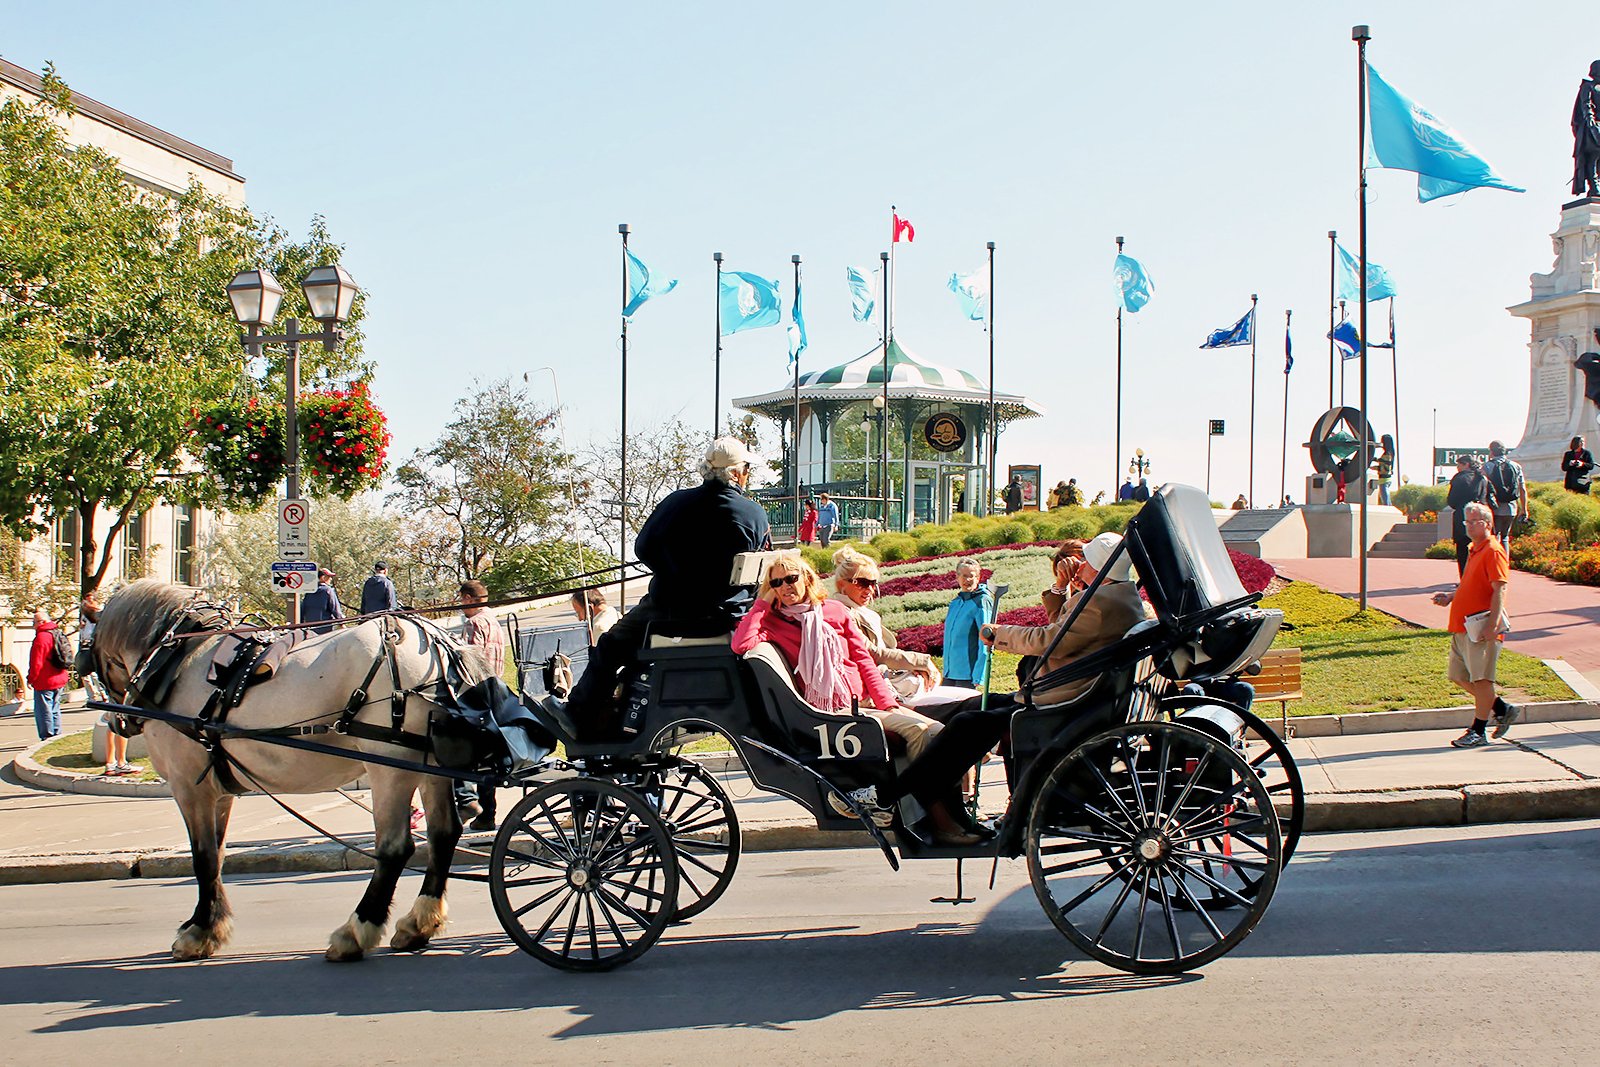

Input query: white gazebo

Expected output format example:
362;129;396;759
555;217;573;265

733;338;1043;530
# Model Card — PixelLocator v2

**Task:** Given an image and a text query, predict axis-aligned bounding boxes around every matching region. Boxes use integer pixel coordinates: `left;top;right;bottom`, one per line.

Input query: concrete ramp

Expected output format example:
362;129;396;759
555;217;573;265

1219;508;1307;558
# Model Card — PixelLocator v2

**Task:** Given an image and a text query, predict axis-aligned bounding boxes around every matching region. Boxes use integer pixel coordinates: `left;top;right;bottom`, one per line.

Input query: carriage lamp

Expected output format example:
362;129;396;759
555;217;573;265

300;264;359;326
226;268;285;330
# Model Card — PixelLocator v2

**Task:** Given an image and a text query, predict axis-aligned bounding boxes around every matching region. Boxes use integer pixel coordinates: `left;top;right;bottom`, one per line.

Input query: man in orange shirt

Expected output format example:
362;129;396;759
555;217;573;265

1431;501;1519;748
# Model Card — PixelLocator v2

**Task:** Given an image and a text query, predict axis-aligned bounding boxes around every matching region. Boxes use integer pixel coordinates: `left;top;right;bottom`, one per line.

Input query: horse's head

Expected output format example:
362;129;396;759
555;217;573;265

92;580;192;698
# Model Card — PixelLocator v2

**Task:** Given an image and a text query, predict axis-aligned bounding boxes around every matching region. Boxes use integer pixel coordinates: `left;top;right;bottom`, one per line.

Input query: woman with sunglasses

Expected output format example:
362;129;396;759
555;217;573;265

829;547;941;700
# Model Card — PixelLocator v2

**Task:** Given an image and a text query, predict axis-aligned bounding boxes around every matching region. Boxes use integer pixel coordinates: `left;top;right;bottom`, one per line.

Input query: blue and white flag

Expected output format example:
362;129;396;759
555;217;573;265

623;248;678;317
1113;253;1154;313
1335;243;1398;302
1329;319;1362;361
1365;63;1524;203
719;271;781;335
1200;306;1255;349
846;265;876;323
787;275;808;370
1284;323;1294;374
947;268;989;322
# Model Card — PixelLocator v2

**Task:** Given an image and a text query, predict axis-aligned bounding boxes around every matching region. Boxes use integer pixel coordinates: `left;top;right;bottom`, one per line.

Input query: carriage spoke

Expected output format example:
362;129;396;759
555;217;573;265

591;888;631;947
1056;858;1136;917
1155;748;1212;827
1043;851;1126;878
561;894;582;957
1168;865;1229;942
498;873;567;890
674;849;726;878
500;846;570;872
532;889;576;942
1171;846;1269;870
512;882;570;920
671;814;730;838
1085;757;1143;830
1119;738;1152;824
598;869;672;905
594;885;653;930
1155;870;1183;961
1132;867;1154;960
584;895;602;960
1174;809;1266;843
1038;839;1105;856
1171;857;1254;908
1039;826;1132;847
1092;859;1143;942
677;839;732;854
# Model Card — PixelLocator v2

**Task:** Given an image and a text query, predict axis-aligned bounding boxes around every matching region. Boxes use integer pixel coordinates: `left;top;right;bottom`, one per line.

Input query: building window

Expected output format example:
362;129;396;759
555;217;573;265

172;505;196;586
121;511;145;579
52;513;80;580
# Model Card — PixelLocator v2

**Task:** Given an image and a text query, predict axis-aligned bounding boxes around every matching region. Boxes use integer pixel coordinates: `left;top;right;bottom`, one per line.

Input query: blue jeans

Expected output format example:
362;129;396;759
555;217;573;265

1182;679;1255;711
33;687;62;740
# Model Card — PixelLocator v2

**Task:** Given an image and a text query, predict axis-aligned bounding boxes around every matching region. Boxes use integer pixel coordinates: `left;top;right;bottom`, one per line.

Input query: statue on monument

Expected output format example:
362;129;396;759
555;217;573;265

1573;60;1600;199
1577;328;1600;424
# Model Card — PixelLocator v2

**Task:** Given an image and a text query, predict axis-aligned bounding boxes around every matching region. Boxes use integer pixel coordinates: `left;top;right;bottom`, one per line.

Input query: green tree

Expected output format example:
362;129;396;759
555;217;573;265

392;378;576;580
581;418;703;558
0;72;368;598
481;540;617;600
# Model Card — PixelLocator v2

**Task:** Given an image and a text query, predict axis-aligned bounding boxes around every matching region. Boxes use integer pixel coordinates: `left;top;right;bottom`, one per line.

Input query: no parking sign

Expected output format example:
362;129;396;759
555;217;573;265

270;561;318;595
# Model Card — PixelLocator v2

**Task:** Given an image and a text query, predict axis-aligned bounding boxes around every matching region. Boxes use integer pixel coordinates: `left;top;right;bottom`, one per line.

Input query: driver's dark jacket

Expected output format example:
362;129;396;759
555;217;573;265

636;478;771;627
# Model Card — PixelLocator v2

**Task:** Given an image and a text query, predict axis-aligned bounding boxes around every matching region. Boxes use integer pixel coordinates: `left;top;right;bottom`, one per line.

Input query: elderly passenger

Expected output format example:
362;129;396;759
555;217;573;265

829;546;941;698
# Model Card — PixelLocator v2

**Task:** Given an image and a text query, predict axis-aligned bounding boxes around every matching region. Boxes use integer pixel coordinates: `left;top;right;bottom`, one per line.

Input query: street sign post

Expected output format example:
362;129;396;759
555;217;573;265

269;561;318;595
1207;420;1225;497
277;498;311;561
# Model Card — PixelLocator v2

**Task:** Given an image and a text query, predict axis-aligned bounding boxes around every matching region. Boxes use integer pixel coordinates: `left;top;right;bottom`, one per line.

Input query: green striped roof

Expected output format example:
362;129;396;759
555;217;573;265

799;338;985;390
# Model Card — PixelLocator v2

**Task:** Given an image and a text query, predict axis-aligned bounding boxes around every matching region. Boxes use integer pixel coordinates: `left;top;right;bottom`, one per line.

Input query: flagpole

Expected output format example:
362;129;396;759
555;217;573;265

880;249;890;532
1115;235;1124;502
713;252;723;441
1328;230;1337;410
1389;297;1401;492
618;223;631;611
792;253;802;545
1248;292;1259;507
1354;23;1371;611
1282;309;1293;506
987;240;996;520
1338;299;1348;406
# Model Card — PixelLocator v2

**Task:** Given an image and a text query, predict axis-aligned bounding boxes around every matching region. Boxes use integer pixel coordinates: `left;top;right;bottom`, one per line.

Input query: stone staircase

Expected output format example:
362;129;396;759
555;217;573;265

1369;521;1440;559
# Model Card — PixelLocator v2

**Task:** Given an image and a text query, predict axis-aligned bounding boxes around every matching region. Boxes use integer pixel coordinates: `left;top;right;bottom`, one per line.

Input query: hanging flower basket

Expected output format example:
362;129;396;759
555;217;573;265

189;397;288;509
299;382;390;498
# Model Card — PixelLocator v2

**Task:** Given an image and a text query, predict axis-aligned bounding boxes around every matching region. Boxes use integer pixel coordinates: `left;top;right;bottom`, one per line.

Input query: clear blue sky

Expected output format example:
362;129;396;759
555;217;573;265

3;2;1588;501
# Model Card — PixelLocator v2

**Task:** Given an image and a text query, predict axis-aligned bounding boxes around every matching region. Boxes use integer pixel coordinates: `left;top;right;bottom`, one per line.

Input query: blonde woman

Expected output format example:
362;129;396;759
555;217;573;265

829;546;941;699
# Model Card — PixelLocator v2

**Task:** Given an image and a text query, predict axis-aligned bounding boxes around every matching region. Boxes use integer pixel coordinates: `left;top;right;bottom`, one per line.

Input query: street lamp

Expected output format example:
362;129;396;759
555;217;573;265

871;394;886;522
1128;447;1151;482
226;264;359;623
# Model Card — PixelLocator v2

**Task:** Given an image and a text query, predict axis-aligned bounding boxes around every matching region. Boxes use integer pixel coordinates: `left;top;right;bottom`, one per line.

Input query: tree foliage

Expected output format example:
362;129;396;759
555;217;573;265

580;418;704;558
0;74;369;597
481;540;617;600
391;378;575;580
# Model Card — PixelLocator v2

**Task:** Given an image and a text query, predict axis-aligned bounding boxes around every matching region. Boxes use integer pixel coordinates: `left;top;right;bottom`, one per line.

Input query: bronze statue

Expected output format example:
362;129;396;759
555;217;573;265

1573;60;1600;198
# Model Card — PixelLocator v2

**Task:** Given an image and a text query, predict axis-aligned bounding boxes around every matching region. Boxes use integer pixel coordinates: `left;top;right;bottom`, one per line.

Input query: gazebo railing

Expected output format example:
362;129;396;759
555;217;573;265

759;494;903;544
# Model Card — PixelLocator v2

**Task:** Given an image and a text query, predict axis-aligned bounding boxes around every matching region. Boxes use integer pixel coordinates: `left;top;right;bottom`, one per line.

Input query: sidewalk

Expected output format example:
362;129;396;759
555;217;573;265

4;696;1598;885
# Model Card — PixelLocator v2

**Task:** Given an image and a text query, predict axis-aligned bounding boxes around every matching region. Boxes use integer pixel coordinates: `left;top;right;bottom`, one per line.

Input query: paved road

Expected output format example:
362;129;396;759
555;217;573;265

2;821;1595;1064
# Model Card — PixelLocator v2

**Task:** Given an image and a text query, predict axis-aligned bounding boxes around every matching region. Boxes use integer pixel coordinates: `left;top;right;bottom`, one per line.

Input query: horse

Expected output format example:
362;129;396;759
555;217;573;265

88;580;493;962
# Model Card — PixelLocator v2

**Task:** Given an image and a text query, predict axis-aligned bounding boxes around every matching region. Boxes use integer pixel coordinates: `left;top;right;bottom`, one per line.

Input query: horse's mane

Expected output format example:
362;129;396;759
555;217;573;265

97;580;193;665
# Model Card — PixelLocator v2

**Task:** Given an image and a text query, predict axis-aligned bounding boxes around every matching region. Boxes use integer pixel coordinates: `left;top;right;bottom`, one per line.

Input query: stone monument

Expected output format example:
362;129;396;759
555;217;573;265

1508;198;1600;478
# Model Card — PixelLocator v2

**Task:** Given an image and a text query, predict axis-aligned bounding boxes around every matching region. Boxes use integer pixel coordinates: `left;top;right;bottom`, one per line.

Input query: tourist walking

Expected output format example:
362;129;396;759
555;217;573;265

359;561;400;614
455;578;506;830
1446;456;1493;575
798;497;818;545
1482;441;1528;552
1431;501;1519;748
1004;476;1024;514
301;568;345;634
27;607;68;741
815;492;840;547
1562;435;1594;494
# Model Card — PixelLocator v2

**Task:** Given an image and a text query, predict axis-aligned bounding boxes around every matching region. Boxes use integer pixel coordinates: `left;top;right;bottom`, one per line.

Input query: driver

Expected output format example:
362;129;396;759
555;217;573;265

555;437;771;723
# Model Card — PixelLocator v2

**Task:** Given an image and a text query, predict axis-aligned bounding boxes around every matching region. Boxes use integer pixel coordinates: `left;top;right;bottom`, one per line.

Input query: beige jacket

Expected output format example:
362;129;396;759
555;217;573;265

829;593;934;675
991;580;1148;705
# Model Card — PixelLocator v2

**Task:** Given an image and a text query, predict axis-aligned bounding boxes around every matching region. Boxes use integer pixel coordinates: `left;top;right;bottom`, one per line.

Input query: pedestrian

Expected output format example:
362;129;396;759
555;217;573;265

1562;434;1595;494
1063;478;1083;507
1118;477;1135;502
301;568;345;634
1132;478;1151;503
1004;476;1024;514
941;559;993;689
815;492;840;548
1048;480;1069;509
27;606;68;741
1231;494;1249;510
798;497;818;546
79;595;132;776
1482;440;1528;553
570;588;620;646
1431;501;1520;748
359;561;399;615
1446;456;1492;575
455;578;505;830
1375;434;1396;506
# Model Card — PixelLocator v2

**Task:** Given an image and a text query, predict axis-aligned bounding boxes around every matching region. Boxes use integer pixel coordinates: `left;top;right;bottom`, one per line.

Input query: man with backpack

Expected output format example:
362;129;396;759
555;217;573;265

1483;441;1528;553
27;606;71;741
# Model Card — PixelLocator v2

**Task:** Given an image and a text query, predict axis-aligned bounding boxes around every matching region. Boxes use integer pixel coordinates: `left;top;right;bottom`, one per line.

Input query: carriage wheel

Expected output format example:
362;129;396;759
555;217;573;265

490;777;680;972
1026;721;1282;975
635;759;741;922
1159;695;1306;871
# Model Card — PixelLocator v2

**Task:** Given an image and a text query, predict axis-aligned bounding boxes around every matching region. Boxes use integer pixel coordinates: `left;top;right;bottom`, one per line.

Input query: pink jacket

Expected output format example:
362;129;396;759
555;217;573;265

732;598;899;711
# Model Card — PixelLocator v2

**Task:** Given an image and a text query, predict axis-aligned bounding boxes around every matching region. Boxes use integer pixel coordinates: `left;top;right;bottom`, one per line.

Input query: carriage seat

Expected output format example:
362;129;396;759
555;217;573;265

740;642;890;765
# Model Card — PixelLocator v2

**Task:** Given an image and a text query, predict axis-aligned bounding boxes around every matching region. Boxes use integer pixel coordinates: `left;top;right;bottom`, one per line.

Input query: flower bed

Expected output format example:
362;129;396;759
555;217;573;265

877;568;993;600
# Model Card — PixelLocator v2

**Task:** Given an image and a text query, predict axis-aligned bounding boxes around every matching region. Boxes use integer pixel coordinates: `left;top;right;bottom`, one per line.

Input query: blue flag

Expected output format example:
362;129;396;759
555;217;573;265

1335;243;1398;302
1200;306;1255;349
846;265;876;323
1284;324;1294;374
623;248;678;316
947;268;989;322
719;271;781;335
1365;63;1524;203
1329;319;1362;361
1113;253;1154;313
787;276;807;369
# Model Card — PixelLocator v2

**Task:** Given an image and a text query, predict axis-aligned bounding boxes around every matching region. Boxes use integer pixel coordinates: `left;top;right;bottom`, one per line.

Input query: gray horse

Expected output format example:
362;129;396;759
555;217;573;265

90;580;491;962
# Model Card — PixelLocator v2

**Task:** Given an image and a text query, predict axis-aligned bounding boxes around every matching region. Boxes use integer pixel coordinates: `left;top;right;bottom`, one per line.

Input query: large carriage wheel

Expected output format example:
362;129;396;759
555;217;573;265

1026;721;1283;975
490;777;680;972
627;758;741;921
1158;694;1305;871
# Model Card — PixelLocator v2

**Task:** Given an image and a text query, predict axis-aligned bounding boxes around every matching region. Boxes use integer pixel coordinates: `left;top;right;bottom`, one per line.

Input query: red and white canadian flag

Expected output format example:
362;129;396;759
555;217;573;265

892;211;915;243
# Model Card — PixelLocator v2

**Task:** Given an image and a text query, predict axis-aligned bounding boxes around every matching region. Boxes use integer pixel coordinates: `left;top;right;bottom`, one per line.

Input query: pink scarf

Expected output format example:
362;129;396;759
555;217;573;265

777;603;854;710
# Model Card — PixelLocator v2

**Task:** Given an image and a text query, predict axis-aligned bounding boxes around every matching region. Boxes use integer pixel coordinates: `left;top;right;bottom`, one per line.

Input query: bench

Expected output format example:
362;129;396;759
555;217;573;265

1251;647;1303;735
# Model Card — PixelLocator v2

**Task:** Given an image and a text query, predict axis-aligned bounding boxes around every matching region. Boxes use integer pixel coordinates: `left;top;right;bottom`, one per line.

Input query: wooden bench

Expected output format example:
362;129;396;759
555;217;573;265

1251;647;1304;736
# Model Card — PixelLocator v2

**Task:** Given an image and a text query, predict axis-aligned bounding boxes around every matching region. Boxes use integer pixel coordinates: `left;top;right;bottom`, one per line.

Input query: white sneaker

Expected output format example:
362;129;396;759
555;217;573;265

827;785;893;827
1451;730;1490;749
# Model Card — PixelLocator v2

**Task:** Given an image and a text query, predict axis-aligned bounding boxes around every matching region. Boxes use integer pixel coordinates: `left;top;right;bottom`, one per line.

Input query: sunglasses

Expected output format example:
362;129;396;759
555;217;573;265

768;573;802;589
848;576;879;590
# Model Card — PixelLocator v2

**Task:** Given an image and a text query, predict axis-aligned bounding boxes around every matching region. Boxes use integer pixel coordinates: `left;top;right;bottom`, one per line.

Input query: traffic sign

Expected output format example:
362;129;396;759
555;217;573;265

270;561;318;595
277;497;311;560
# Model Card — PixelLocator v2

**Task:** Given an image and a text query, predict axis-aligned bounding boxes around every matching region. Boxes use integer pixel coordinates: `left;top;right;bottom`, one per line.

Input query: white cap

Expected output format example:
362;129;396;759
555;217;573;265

705;436;756;470
1082;532;1133;581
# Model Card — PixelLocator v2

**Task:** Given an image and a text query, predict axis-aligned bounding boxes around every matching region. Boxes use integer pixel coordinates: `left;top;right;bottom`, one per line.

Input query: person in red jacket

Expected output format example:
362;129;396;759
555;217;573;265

27;607;69;740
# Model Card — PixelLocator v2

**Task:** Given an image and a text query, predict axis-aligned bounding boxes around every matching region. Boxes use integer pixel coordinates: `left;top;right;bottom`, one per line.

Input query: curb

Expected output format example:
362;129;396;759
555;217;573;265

13;739;171;798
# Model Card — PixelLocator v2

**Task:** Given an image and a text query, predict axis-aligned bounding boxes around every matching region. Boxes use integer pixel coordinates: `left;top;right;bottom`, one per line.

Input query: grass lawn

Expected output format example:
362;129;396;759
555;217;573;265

34;729;163;781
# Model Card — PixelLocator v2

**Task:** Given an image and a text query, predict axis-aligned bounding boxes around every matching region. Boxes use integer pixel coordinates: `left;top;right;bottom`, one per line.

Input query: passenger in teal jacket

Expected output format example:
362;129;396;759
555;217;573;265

941;558;993;688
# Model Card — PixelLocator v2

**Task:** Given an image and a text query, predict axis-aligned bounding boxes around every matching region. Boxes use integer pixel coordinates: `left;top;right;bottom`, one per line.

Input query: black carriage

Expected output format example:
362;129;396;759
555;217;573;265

496;483;1302;974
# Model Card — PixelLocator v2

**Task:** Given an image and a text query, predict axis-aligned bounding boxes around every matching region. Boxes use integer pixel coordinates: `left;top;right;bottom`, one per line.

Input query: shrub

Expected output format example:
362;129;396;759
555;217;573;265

1508;528;1568;566
1424;539;1456;560
1056;516;1097;540
916;535;965;556
1094;508;1131;534
1550;494;1600;543
872;533;918;562
961;526;991;549
997;521;1032;545
1393;482;1448;517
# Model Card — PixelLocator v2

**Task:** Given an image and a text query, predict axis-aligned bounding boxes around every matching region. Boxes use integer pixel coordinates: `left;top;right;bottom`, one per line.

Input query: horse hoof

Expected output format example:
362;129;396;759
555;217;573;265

171;922;227;960
389;929;430;953
326;912;383;962
390;895;447;952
